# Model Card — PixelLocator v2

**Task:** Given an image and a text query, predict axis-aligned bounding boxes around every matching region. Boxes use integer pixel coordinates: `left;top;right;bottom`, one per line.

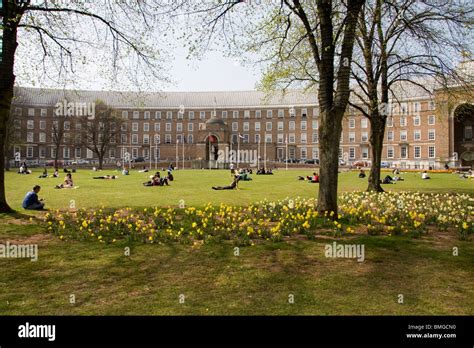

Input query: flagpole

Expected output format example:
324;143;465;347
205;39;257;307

182;139;185;170
257;136;260;169
176;139;179;170
237;134;240;169
285;135;288;171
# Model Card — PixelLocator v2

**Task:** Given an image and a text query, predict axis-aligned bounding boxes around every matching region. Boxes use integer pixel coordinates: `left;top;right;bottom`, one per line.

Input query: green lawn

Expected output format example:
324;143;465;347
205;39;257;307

5;168;474;211
1;168;473;315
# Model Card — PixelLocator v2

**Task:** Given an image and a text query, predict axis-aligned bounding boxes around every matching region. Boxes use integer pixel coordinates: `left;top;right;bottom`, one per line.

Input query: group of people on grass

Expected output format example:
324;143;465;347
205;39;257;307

143;171;171;186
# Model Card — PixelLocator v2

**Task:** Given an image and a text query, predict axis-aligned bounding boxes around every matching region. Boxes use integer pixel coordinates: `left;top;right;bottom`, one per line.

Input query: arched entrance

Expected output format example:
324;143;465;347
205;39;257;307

205;134;219;161
454;103;474;167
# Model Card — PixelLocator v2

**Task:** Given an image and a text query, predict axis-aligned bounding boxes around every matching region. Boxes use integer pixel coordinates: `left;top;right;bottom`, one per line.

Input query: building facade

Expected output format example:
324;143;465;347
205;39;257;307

7;85;474;169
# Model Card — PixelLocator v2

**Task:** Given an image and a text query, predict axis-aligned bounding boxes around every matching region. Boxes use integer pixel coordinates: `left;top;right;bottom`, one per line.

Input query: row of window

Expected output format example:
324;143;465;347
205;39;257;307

386;129;436;142
387;146;436;159
347;114;436;129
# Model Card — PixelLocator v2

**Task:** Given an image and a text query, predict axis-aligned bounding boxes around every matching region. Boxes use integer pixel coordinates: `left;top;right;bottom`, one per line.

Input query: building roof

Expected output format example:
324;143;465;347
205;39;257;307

12;87;319;109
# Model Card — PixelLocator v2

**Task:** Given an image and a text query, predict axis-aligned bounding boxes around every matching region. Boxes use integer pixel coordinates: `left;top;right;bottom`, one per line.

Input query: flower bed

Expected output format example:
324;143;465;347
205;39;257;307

44;192;473;245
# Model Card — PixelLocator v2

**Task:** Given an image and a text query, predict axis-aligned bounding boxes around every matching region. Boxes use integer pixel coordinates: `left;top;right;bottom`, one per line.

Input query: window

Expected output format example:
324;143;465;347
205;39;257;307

428;146;436;158
154;134;160;144
414;146;421;158
40;109;47;117
132;123;138;132
301;121;307;131
302;108;308;118
15;120;22;129
177;123;182;132
266;110;273;118
154;111;161;120
400;146;408;159
143;123;149;132
39;133;46;143
188;111;195;120
144;111;150;120
300;148;307;159
361;118;368;128
413;102;420;114
289;134;296;143
177;110;183;119
27;132;34;143
14;107;22;116
243;122;249;131
154;123;160;132
243;134;249;143
413;115;421;126
387;146;394;159
265;134;272;143
400;130;407;141
244;110;250;119
401;103;408;114
361;147;369;159
132;134;138;144
39;147;46;158
232;122;238;131
349;147;355;159
63;147;70;159
51;147;57;159
255;122;261;131
255;134;261;143
349;132;356;143
277;121;283;131
301;133;307;144
87;149;93;159
277;133;284;144
187;134;194;144
266;122;272;131
428;115;435;125
400;116;407;127
132;148;139;159
361;132;368;142
387;116;393;127
278;109;285;118
27;120;34;129
349;118;355;128
464;126;472;140
387;131;394;141
200;111;206;119
133;111;140;119
165;123;171;132
143;134;150;145
121;123;127;131
165;111;172;120
233;111;239;119
429;101;436;110
312;120;319;130
188;123;193;132
27;147;34;158
414;130;421;141
177;134;183;143
255;110;261;118
64;121;70;130
165;134;172;144
109;148;116;158
222;111;228;119
28;108;35;117
289;121;295;131
121;134;127;144
312;133;318;143
122;111;129;120
312;147;319;159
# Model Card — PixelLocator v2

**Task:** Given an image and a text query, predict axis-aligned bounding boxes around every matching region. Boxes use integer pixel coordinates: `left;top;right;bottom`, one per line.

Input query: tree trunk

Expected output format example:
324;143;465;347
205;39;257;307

98;154;104;170
0;5;19;213
54;147;60;170
317;109;344;215
367;113;385;192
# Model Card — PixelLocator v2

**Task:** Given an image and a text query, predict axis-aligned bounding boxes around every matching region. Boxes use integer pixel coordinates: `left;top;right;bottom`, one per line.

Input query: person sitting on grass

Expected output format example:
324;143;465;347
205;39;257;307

421;171;431;180
38;168;48;178
308;172;319;183
167;169;174;182
50;169;59;178
122;168;130;175
22;185;45;210
143;172;169;187
358;169;366;178
93;175;119;179
382;175;394;184
55;173;74;189
212;175;241;190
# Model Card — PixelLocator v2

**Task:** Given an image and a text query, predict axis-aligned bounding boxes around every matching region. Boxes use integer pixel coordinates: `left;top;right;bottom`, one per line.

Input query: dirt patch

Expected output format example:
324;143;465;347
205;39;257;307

0;234;54;246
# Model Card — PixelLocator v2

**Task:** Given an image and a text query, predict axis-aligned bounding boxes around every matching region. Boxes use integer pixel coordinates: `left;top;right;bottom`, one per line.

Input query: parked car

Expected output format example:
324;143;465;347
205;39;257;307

381;161;391;168
71;159;90;165
131;157;146;163
303;159;319;165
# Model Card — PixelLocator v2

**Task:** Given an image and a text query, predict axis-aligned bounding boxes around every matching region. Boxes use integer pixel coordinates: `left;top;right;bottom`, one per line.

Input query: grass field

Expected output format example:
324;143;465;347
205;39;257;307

5;168;474;211
1;168;473;315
